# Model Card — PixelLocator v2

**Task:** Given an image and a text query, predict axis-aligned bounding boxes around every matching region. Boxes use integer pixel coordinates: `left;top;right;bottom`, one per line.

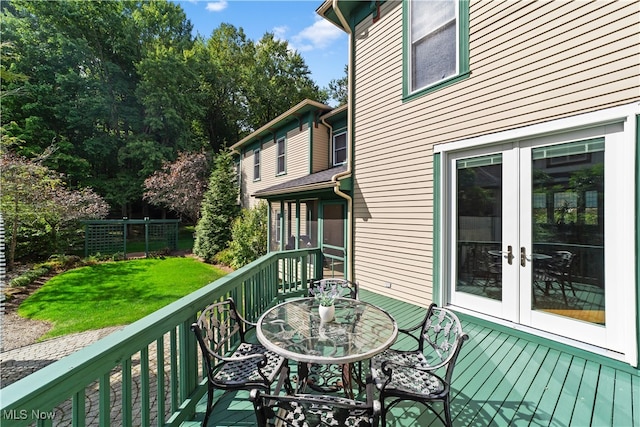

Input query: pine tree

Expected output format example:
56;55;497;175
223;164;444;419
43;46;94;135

193;150;239;262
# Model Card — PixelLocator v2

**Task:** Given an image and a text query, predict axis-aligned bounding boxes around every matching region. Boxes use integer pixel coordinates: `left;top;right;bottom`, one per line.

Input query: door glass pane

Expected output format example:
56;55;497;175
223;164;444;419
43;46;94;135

323;204;345;277
456;155;502;301
531;140;605;325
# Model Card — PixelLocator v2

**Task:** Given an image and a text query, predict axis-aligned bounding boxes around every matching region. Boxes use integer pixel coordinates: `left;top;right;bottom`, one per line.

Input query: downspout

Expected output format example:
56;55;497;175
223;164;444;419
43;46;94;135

330;0;354;282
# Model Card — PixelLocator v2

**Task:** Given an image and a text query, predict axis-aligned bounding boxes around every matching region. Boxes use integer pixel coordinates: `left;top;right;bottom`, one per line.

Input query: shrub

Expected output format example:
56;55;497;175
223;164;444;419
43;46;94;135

9;265;52;287
227;201;268;269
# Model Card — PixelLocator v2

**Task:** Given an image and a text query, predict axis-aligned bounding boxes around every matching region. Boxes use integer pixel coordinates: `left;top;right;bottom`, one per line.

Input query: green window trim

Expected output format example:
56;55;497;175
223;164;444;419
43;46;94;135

276;136;287;176
402;0;470;101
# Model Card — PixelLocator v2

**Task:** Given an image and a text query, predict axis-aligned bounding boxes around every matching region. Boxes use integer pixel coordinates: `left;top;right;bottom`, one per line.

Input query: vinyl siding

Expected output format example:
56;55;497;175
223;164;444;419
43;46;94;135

312;125;330;173
286;123;310;178
351;0;640;304
240;124;313;208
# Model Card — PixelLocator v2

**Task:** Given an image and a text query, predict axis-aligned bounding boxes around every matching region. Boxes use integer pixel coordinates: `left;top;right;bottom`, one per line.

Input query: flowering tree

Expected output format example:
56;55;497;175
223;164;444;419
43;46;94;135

143;151;210;224
1;152;109;268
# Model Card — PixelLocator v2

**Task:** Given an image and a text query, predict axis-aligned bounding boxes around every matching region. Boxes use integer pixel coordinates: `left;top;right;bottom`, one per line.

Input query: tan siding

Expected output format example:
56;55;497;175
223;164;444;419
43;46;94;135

240;125;313;208
351;0;640;304
285;124;310;178
312;125;330;173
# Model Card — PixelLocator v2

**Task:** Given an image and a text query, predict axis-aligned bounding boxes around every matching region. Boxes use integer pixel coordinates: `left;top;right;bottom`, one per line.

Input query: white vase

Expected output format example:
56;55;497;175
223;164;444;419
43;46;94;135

318;304;335;323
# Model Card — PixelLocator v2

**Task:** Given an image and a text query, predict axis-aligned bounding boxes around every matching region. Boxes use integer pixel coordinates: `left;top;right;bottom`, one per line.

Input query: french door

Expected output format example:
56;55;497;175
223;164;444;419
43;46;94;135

448;127;632;355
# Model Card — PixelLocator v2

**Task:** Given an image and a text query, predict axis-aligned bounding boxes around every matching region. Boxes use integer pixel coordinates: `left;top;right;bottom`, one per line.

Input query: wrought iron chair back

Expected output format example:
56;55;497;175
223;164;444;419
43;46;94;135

418;304;466;371
191;298;291;426
310;278;359;300
370;304;468;427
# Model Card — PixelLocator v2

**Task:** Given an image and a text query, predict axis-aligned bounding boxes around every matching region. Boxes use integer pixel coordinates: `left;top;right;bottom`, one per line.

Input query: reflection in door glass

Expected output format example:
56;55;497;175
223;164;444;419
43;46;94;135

531;140;605;325
323;203;345;277
456;155;502;301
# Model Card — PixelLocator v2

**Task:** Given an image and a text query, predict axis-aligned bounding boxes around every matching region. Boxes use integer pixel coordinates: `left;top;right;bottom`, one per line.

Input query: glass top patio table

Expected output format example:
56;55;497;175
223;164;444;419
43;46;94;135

256;297;398;365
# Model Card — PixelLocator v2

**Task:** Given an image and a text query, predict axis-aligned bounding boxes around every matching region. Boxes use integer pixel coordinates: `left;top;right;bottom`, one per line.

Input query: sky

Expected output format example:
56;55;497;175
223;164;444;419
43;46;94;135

174;0;348;91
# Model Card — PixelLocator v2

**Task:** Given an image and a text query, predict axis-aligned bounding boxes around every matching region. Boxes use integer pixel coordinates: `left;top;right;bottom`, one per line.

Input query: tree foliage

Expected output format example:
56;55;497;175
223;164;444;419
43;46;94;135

326;65;348;106
1;0;333;263
193;150;239;262
1;152;109;268
227;201;269;269
143;151;211;224
2;1;326;218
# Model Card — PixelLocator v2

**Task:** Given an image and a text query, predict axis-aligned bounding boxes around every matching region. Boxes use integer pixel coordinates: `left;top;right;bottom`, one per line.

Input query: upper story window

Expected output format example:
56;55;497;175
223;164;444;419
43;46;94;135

333;132;347;166
253;148;261;181
276;137;286;175
406;0;469;98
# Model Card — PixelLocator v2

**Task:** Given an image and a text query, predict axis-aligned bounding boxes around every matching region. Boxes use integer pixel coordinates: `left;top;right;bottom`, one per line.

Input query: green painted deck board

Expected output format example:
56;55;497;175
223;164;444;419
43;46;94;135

185;292;640;427
553;356;585;426
571;360;601;426
496;344;549;425
592;364;616;425
612;370;634;426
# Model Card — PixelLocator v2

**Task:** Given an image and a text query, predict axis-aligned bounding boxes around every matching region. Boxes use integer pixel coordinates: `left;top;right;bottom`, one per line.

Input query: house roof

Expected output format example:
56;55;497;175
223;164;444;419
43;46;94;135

316;0;372;32
319;103;348;122
230;99;332;152
253;164;347;198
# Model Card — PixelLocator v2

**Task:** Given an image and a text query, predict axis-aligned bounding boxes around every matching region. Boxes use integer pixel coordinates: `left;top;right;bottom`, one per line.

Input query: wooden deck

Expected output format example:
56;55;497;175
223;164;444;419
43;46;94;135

183;290;639;427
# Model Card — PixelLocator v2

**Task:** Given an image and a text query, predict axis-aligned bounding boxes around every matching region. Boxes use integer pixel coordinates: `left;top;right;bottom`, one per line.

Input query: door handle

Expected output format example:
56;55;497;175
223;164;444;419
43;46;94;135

495;246;514;265
506;245;514;265
520;247;527;267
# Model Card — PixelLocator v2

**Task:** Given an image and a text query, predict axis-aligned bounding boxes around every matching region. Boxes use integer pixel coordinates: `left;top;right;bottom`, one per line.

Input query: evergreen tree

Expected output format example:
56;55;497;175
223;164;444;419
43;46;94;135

193;150;239;262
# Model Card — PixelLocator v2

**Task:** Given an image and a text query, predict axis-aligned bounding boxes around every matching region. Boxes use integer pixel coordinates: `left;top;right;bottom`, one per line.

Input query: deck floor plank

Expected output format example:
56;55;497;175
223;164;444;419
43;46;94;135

553;356;585;426
570;360;602;426
612;370;634;426
461;334;522;425
496;343;550;425
529;351;574;425
479;340;540;425
592;365;616;426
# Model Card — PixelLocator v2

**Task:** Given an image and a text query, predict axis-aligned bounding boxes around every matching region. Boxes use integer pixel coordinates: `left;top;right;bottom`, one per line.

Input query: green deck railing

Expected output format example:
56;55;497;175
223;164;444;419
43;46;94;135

0;248;323;427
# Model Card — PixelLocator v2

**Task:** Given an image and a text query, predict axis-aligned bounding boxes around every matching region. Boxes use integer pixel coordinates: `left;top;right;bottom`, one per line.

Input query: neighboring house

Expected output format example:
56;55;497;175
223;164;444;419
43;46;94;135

231;100;350;276
315;0;640;369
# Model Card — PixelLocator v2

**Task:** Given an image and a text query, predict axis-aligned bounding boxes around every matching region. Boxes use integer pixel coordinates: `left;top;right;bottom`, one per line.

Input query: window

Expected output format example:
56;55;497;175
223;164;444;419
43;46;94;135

253;148;261;181
275;210;282;243
276;137;286;175
333;132;347;166
406;0;469;97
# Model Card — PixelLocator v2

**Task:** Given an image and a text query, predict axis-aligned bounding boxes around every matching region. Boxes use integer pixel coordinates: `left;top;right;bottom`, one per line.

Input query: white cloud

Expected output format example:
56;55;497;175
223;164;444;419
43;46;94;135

206;1;228;12
272;25;289;41
289;16;344;53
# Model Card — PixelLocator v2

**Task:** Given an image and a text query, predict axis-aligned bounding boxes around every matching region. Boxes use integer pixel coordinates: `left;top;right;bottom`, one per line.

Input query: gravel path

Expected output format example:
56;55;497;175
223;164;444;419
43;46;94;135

1;311;53;352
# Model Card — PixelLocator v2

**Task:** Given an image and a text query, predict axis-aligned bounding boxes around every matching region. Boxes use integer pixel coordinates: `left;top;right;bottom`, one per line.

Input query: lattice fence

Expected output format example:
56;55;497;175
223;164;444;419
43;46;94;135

83;219;180;258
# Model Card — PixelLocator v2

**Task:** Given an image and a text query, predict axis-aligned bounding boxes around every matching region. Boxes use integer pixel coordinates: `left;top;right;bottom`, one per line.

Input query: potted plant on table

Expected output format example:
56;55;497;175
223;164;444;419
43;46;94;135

311;281;338;322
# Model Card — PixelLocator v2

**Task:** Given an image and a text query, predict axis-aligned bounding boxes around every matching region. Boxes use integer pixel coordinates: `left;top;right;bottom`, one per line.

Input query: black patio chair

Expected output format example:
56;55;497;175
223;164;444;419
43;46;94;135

250;376;380;426
370;304;469;427
533;250;576;306
191;298;292;427
302;278;360;394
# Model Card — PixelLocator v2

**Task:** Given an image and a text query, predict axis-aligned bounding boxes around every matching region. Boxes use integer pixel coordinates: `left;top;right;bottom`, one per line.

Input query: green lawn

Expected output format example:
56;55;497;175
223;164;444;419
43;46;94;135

18;257;226;340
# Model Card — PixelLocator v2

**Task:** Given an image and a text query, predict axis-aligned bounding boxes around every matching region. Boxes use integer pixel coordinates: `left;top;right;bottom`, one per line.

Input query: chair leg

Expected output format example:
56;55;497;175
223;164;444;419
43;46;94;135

380;398;387;426
558;279;568;306
444;397;453;427
202;384;214;427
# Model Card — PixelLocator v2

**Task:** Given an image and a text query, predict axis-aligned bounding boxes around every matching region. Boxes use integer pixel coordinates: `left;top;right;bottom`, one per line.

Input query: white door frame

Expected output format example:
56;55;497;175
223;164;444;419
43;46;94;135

436;103;639;366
